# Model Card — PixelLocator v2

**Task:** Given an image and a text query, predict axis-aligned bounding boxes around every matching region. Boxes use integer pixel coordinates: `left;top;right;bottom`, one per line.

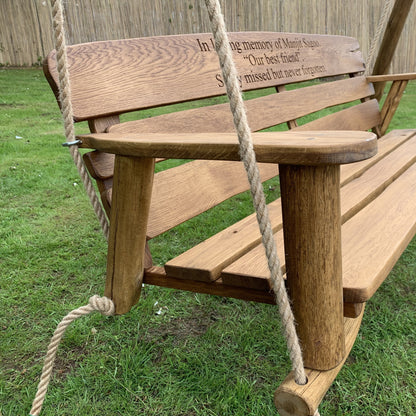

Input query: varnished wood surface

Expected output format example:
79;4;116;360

166;130;412;282
367;72;416;82
104;156;155;315
44;32;365;121
274;307;364;416
79;131;377;165
109;76;375;135
165;130;416;305
280;164;344;370
294;100;381;132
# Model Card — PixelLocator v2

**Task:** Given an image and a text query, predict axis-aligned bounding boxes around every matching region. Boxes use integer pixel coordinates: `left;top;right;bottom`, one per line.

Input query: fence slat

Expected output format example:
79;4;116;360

0;0;414;72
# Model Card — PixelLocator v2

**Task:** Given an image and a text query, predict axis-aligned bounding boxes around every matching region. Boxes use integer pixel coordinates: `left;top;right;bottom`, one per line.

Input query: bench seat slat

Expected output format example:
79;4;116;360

341;160;416;302
221;135;416;290
221;131;416;291
220;131;416;302
164;130;415;282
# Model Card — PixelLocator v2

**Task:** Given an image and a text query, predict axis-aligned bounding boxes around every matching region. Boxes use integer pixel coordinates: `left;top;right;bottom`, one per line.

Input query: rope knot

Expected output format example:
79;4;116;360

89;295;115;316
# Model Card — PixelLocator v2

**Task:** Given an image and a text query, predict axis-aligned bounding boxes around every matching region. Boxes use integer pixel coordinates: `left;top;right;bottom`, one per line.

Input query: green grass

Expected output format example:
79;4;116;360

1;68;416;416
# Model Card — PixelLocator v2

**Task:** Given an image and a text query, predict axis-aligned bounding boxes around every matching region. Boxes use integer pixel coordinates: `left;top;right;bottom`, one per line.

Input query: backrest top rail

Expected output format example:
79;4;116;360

44;31;365;121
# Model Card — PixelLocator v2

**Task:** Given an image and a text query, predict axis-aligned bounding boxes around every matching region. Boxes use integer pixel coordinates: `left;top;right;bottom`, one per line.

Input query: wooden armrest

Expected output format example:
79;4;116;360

78;131;377;166
367;72;416;83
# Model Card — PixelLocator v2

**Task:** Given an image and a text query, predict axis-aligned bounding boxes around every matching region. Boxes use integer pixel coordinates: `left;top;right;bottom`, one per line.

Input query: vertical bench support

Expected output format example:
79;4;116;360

279;164;345;370
105;155;155;315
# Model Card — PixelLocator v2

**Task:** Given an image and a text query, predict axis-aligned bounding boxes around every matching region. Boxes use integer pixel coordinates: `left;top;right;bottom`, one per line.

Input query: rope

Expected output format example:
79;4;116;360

29;296;115;416
51;0;110;240
203;0;307;387
365;0;395;76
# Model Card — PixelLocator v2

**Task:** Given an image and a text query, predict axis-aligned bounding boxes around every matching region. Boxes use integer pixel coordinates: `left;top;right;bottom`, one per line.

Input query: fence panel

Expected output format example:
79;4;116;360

0;0;414;72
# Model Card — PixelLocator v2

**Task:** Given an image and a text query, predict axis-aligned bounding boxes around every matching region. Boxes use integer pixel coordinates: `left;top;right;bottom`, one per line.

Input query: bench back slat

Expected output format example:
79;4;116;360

108;76;375;135
44;32;365;121
295;99;381;131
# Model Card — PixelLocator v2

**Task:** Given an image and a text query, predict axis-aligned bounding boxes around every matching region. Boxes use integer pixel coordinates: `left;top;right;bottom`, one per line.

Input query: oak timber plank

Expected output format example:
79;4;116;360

275;308;364;416
164;201;283;281
105;156;155;315
380;80;408;136
165;130;414;283
222;132;416;292
79;131;377;165
83;151;115;180
143;267;276;304
147;160;277;239
342;160;416;303
108;76;374;135
294;99;381;132
367;72;416;82
339;129;415;185
144;267;365;319
44;32;365;121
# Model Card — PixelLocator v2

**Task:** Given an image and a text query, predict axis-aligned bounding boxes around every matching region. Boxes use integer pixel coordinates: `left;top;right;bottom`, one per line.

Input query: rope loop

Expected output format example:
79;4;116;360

29;296;115;416
89;294;116;316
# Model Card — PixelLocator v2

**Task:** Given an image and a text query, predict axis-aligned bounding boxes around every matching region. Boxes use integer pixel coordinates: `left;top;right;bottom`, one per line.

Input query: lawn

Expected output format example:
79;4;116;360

1;68;416;415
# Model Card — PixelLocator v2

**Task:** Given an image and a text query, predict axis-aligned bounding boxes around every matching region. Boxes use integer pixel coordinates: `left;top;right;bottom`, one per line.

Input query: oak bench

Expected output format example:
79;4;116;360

44;31;416;415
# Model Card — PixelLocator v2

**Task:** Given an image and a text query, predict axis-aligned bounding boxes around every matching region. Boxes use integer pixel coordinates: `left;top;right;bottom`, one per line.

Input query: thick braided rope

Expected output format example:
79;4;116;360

204;0;308;388
365;0;394;76
29;296;115;416
51;0;109;240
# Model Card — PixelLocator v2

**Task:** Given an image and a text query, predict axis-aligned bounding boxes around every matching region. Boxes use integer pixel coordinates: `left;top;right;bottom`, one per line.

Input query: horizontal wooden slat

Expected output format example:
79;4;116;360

44;32;365;121
163;130;415;286
221;131;416;290
366;72;416;82
148;160;277;239
164;199;283;281
294;99;381;132
166;130;413;281
109;76;374;135
342;160;416;302
79;131;377;165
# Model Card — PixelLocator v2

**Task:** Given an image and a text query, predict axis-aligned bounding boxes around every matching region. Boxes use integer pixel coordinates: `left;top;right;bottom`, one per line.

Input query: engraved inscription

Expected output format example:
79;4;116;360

196;35;327;87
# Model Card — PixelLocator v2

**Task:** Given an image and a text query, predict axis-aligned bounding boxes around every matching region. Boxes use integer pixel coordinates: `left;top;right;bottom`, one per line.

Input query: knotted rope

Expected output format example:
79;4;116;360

29;296;115;416
51;0;109;239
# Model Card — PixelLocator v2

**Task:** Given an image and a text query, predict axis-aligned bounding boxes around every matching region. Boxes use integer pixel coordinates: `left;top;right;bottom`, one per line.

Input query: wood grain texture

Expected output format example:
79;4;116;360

146;160;277;239
164;199;283;281
294;100;381;132
78;131;377;165
274;308;364;416
108;76;375;135
44;32;365;121
380;80;408;135
280;164;344;370
104;156;155;314
342;160;416;302
167;130;414;284
367;72;416;82
220;131;416;300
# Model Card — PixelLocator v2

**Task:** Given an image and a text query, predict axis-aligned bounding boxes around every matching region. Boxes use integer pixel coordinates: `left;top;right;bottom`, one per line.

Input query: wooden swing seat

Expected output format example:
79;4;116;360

44;31;416;416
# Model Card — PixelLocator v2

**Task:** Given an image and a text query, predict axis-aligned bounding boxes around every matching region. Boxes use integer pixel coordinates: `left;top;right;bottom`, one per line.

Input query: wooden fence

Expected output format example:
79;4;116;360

1;0;415;72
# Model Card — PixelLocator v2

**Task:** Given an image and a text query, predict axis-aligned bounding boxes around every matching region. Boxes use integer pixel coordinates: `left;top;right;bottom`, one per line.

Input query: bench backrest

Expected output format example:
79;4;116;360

44;32;380;240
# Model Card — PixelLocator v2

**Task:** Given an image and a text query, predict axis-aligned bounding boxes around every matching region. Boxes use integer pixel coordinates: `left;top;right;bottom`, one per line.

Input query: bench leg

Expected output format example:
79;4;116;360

279;164;345;370
104;155;155;315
